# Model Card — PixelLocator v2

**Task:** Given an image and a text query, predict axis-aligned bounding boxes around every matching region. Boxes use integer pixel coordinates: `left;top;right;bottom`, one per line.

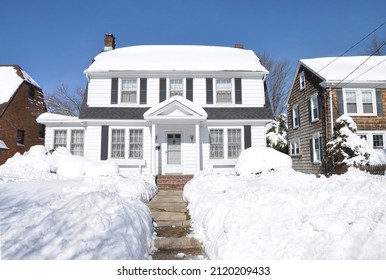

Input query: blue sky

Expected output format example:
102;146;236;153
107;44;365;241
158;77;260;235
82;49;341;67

1;0;385;94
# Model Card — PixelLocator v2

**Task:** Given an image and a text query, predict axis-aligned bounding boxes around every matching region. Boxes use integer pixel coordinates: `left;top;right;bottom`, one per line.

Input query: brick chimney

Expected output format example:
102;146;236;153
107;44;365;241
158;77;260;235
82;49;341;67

104;34;116;51
234;43;244;49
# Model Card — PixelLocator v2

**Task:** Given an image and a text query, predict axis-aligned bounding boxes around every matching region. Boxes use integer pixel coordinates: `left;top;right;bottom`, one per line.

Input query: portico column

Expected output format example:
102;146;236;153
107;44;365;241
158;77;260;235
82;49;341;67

195;122;201;173
151;123;157;175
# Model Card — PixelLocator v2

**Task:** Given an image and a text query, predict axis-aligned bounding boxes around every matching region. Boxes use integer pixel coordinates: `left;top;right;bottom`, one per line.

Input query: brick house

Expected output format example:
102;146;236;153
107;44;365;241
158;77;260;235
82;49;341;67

287;56;386;175
0;65;46;165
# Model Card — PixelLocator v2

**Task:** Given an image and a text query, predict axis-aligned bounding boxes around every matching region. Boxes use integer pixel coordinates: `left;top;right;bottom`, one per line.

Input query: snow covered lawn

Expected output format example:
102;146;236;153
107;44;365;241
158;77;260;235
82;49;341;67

184;168;386;260
0;146;157;260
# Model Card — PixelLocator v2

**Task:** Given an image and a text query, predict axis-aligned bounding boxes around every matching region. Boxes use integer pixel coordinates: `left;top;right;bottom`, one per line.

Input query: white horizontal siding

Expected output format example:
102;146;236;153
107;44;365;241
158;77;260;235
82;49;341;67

182;127;196;174
142;126;152;174
242;79;265;107
44;127;54;150
87;78;111;106
146;78;159;107
84;126;101;161
192;78;207;105
251;126;266;146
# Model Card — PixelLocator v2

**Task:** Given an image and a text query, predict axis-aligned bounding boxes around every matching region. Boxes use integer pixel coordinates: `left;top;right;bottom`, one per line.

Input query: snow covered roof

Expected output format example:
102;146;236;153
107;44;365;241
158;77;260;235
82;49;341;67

37;112;80;124
0;65;41;104
84;45;269;74
300;56;386;86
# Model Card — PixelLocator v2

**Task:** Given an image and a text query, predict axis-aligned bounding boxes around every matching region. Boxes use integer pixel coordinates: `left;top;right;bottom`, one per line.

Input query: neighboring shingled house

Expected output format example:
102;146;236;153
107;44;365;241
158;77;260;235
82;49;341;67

0;65;46;164
287;56;386;175
38;35;272;175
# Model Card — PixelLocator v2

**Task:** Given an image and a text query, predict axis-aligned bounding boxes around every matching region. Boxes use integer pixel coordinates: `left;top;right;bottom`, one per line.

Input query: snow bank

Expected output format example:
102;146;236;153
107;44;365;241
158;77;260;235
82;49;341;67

184;169;386;259
235;146;292;175
0;146;157;259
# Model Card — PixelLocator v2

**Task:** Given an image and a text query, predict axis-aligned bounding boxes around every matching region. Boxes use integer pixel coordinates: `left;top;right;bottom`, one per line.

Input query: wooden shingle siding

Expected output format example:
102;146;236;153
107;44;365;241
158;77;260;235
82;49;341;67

287;67;325;175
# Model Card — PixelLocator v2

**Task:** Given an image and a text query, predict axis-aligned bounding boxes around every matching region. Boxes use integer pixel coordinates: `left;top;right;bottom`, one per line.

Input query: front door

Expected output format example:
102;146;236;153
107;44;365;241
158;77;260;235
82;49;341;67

165;133;182;173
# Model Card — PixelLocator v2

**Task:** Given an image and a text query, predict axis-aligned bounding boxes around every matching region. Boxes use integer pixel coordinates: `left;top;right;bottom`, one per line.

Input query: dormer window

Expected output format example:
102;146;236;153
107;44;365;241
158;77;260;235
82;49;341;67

216;78;232;103
121;79;137;103
299;71;305;91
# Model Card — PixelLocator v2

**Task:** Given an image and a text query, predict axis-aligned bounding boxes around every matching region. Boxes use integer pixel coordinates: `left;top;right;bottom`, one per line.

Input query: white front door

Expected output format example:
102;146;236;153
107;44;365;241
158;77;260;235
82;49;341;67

165;132;183;174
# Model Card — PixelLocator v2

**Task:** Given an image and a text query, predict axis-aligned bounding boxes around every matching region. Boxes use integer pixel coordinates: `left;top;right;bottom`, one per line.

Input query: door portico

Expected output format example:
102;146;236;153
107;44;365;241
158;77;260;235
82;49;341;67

144;96;208;175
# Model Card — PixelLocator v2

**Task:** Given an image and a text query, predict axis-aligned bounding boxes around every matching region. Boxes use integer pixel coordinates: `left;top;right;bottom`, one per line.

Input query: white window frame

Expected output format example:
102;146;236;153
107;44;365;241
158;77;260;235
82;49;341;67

209;129;224;159
290;139;300;156
310;94;319;122
129;129;143;159
357;131;386;150
214;78;233;104
312;133;322;163
70;130;84;156
53;130;67;150
168;78;185;98
119;78;139;104
292;104;300;129
111;128;126;159
227;128;242;159
343;89;377;116
299;71;305;91
110;128;144;159
372;134;384;149
209;127;243;159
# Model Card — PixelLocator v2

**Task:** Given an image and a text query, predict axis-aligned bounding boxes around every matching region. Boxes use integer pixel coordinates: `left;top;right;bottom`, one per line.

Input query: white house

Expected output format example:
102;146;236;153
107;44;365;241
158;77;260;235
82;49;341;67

38;35;272;175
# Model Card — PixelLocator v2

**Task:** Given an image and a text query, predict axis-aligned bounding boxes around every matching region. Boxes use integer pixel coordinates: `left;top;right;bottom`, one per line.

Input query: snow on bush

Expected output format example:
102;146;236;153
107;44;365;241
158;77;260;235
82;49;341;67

327;115;386;167
235;146;292;175
0;146;157;259
266;113;288;154
184;168;386;259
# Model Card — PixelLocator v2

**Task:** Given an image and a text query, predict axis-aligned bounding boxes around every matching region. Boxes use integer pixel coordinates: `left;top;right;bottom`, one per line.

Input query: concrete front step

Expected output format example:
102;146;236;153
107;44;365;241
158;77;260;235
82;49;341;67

155;237;201;250
155;220;191;227
152;211;188;221
149;204;187;213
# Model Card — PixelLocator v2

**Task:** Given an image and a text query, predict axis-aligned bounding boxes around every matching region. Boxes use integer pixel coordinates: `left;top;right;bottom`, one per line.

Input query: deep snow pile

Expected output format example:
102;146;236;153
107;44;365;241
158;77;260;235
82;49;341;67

184;169;386;260
235;146;292;175
0;146;157;259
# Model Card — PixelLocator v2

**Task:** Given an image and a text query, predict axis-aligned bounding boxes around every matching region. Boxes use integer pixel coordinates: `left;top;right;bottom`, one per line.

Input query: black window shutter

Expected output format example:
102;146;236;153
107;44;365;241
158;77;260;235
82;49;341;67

186;78;193;101
297;105;301;127
159;78;166;102
101;125;109;160
319;136;323;162
140;78;147;104
317;94;322;119
111;78;118;104
336;89;344;115
206;78;213;104
235;78;242;104
244;125;251;148
310;138;314;162
376;89;384;116
308;99;312;123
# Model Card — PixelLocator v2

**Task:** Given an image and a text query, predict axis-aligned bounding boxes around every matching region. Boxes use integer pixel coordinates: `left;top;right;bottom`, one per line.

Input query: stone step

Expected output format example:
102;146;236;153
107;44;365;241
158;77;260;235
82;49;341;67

149;203;187;213
152;211;188;221
155;237;201;250
155;220;191;227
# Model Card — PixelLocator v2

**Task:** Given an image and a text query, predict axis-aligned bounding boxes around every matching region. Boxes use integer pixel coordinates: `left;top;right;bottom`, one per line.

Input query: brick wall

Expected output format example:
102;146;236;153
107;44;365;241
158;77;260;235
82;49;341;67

0;82;46;165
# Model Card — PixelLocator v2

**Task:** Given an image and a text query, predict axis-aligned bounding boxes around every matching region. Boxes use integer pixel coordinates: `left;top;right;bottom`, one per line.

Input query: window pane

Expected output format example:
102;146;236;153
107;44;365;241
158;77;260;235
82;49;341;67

111;129;125;158
170;79;183;97
129;129;143;158
313;137;321;162
311;96;319;120
216;79;232;103
228;129;241;158
345;91;357;113
54;130;67;149
373;135;384;149
210;129;224;159
362;91;373;114
71;130;84;156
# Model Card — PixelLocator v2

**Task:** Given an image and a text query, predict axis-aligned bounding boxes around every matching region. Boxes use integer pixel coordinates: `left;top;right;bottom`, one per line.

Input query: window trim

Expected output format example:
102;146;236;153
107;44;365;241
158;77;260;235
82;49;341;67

214;78;234;104
299;71;306;91
356;131;386;150
129;129;144;159
209;127;243;160
310;94;319;122
119;78;139;104
292;104;300;129
373;134;384;149
311;133;322;164
342;88;377;116
289;139;300;156
70;130;84;156
110;128;144;160
53;129;67;150
168;78;185;98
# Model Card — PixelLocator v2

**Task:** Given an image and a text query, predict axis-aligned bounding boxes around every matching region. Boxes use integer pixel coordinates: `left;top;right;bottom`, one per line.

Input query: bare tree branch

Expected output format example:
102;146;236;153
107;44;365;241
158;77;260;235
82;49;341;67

365;34;385;56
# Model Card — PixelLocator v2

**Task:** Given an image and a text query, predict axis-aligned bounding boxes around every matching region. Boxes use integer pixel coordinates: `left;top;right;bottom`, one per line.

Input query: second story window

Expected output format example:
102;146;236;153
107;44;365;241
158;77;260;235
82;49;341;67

343;89;376;116
310;94;319;122
17;130;25;146
121;79;137;103
292;104;300;129
170;79;183;97
216;79;232;103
